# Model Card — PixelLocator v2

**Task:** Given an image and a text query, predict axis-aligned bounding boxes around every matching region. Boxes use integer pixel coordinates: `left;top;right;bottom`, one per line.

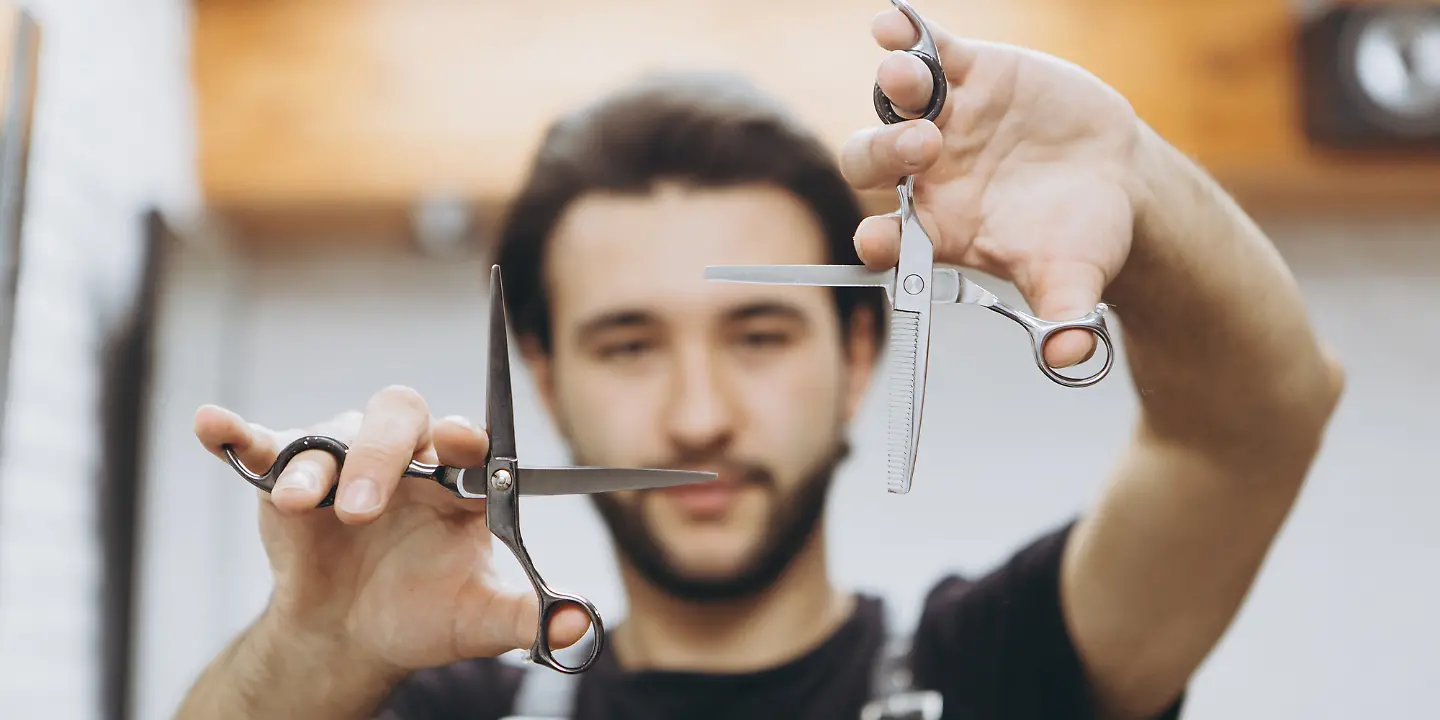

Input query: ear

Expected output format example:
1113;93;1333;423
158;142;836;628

519;334;558;419
841;304;879;422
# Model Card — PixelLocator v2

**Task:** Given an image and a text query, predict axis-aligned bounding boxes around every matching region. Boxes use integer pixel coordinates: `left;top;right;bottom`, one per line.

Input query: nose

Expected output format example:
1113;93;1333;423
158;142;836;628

663;342;737;458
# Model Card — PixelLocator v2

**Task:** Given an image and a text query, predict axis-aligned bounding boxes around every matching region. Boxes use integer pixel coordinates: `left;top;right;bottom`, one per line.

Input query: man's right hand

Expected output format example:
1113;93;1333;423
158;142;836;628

183;385;591;716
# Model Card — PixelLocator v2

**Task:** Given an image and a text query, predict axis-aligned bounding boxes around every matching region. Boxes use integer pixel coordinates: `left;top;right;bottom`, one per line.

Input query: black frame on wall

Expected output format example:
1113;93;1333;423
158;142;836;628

0;7;40;492
98;208;170;720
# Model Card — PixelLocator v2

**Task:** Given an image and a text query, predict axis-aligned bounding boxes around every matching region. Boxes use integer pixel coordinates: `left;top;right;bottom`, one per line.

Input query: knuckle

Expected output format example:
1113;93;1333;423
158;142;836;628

376;384;429;415
344;437;412;472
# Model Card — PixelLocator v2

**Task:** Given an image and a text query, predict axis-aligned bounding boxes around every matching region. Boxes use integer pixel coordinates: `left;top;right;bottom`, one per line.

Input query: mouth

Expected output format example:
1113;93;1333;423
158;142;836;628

657;467;744;518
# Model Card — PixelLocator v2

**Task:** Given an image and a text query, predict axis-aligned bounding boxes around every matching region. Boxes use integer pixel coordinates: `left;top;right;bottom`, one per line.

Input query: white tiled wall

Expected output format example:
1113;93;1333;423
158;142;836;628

134;216;1439;719
0;0;197;717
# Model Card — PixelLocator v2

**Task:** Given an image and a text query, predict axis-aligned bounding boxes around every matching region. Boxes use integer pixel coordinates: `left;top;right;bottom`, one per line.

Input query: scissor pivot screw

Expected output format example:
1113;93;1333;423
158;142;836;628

903;274;925;295
490;469;513;492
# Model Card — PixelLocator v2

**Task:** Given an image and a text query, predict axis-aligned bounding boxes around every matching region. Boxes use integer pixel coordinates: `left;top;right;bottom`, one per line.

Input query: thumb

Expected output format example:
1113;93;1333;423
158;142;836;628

453;585;593;660
1018;261;1107;369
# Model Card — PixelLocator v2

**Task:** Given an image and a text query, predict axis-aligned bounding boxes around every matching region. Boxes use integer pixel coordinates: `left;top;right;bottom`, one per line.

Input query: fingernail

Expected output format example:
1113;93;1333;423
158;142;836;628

896;127;925;165
277;469;319;495
340;479;380;514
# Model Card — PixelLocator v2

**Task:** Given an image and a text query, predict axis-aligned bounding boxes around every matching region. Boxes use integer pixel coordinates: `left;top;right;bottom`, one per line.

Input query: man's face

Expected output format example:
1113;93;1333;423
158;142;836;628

527;181;875;601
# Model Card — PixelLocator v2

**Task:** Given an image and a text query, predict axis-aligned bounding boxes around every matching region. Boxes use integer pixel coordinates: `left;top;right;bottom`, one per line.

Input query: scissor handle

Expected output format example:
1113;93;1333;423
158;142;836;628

527;584;605;674
484;464;606;674
986;302;1116;388
873;0;948;124
221;435;451;508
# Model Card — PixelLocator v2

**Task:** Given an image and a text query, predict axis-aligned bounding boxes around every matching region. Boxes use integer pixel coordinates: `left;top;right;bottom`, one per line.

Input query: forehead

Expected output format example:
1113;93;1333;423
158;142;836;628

544;182;835;328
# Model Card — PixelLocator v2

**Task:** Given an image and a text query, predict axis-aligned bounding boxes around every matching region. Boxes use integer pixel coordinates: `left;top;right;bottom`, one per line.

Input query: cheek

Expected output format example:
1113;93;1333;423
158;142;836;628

734;345;846;461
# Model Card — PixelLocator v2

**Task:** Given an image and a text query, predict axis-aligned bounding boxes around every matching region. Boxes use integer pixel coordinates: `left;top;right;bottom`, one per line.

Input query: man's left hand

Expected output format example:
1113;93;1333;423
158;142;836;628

839;7;1154;370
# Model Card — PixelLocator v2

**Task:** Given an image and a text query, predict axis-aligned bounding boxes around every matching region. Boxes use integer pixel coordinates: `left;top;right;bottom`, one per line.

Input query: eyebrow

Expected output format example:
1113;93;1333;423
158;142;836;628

725;301;808;325
573;301;810;340
575;310;658;340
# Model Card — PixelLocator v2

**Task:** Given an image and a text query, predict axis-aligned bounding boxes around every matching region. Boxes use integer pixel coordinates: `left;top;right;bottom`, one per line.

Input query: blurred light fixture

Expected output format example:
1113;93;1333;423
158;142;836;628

1298;1;1440;150
411;193;478;258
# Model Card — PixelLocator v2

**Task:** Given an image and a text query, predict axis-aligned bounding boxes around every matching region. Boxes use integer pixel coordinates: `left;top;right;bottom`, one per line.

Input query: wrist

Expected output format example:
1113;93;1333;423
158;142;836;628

248;606;406;710
1107;119;1205;308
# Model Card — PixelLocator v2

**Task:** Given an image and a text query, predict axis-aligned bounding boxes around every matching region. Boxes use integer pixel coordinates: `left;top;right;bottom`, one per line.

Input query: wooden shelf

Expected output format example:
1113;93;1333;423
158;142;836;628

192;0;1440;240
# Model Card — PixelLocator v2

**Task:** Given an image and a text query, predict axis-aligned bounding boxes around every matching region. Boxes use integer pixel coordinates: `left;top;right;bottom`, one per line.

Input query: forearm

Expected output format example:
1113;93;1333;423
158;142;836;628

176;609;401;720
1109;122;1344;458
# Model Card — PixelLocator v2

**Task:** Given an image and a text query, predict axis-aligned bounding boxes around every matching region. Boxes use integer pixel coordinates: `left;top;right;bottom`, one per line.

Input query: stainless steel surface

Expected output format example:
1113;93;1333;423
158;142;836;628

886;177;933;495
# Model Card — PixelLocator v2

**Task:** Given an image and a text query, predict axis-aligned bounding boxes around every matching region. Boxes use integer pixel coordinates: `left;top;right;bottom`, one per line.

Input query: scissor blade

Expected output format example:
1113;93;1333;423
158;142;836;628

486;265;518;459
886;308;927;494
705;264;896;295
514;466;717;496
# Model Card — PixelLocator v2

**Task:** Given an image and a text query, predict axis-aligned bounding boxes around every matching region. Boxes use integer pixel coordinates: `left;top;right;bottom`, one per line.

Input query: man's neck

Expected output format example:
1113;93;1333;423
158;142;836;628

610;530;853;674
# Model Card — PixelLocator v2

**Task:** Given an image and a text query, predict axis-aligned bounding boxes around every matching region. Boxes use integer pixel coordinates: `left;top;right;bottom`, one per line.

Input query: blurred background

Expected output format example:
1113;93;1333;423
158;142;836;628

0;0;1434;718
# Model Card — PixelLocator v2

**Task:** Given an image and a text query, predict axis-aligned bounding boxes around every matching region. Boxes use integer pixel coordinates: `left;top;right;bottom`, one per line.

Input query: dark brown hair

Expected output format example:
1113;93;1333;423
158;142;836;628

494;71;887;356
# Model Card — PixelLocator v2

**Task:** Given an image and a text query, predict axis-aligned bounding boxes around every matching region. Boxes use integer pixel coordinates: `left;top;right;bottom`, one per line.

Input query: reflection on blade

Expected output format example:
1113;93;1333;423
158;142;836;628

516;466;717;496
705;265;896;291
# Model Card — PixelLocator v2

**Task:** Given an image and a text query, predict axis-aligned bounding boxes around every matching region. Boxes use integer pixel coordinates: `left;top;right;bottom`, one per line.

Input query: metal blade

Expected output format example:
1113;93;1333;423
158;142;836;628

705;264;897;301
885;308;929;494
486;264;518;459
515;466;717;496
884;177;934;495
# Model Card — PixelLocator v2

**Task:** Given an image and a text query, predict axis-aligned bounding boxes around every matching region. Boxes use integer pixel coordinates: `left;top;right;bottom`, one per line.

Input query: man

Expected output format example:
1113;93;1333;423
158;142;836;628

178;8;1344;720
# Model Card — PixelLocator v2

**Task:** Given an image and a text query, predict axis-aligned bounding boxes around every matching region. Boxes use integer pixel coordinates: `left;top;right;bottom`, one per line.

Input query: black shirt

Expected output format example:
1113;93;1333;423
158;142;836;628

376;521;1186;719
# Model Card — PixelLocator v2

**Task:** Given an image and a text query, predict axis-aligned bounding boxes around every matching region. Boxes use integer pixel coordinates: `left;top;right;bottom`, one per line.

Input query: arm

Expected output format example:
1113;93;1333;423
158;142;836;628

1058;122;1345;720
843;11;1343;716
176;610;402;720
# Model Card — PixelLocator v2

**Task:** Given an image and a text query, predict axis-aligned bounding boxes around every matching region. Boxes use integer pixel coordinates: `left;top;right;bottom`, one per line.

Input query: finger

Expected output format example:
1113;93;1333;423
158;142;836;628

871;7;977;78
433;415;490;469
877;50;938;117
854;213;901;270
1018;261;1107;369
269;411;362;515
333;385;433;524
194;404;280;475
453;586;593;660
839;119;943;190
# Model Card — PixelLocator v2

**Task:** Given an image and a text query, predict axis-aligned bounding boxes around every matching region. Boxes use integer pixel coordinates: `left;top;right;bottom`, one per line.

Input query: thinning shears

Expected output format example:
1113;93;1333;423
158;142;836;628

705;0;1114;495
220;265;716;674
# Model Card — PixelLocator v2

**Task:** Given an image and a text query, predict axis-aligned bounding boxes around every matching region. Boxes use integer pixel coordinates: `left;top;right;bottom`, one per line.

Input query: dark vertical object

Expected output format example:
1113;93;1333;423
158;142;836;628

98;209;168;720
0;8;40;488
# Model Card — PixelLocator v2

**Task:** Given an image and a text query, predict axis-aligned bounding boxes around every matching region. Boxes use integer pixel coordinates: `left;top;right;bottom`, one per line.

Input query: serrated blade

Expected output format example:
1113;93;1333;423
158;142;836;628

886;308;929;494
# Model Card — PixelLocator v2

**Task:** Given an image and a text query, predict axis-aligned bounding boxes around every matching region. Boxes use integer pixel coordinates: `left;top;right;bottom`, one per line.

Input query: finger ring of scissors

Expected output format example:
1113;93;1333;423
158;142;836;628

873;0;947;124
219;266;716;673
944;273;1115;388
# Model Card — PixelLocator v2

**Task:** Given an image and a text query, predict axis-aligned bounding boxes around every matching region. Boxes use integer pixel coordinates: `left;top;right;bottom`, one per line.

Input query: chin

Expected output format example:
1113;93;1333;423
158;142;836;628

655;525;761;575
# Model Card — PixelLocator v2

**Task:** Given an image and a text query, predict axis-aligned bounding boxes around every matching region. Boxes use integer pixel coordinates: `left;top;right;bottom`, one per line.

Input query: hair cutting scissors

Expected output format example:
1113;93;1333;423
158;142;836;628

220;265;716;674
704;0;1114;496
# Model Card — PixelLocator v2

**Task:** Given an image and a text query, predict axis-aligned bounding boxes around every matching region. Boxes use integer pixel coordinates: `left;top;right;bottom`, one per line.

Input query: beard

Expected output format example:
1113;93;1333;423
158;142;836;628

585;439;851;604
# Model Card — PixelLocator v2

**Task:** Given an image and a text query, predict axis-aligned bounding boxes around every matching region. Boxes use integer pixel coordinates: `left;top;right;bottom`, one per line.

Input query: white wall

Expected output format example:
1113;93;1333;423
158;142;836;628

134;217;1439;719
0;0;197;718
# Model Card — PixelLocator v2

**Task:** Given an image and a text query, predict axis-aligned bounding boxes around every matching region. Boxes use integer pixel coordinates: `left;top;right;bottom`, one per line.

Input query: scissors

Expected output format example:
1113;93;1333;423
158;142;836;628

219;265;716;674
704;0;1114;496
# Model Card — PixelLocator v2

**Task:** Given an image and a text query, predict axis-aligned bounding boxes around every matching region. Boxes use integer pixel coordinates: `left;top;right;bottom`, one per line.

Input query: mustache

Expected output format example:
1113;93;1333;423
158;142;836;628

639;453;776;491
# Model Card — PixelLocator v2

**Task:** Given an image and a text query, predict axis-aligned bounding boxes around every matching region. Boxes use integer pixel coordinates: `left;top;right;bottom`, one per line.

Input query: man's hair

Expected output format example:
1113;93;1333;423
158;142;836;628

493;71;887;355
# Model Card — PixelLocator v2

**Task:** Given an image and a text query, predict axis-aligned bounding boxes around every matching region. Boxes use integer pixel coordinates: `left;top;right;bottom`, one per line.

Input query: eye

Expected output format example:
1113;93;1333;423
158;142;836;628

597;338;654;362
740;331;791;348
